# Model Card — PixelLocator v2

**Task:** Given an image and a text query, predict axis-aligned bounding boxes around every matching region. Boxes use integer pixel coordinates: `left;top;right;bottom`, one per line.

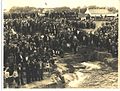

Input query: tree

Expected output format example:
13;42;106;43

72;7;80;13
9;6;36;13
88;5;97;9
80;8;87;14
54;7;71;12
108;7;118;13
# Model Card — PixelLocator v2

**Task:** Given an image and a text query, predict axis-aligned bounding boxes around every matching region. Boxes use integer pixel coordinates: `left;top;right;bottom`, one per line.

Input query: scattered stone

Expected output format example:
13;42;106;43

103;58;118;70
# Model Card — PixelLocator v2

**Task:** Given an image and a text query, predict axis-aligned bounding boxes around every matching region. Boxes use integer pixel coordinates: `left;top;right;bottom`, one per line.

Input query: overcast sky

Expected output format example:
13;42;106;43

3;0;120;10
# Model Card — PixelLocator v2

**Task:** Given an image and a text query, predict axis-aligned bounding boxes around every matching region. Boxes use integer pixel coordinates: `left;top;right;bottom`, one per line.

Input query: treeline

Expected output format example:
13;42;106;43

6;6;118;14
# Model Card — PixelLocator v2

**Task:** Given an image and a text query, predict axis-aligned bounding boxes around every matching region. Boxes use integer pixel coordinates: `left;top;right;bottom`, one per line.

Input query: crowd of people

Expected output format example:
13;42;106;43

4;11;96;34
4;11;118;88
94;19;118;57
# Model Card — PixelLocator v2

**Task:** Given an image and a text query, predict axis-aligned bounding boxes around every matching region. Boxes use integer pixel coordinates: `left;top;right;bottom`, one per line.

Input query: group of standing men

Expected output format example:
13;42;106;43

4;11;118;88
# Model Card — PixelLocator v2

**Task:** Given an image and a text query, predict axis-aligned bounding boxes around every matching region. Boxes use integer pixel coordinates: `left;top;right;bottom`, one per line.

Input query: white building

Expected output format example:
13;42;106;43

85;8;118;18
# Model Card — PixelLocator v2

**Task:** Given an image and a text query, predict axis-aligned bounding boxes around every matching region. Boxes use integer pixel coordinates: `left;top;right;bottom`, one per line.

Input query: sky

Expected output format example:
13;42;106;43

3;0;120;11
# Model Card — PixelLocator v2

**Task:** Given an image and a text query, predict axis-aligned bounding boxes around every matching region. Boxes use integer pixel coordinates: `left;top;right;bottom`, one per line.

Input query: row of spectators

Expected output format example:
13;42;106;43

4;11;78;19
4;18;95;36
4;11;118;88
94;18;118;57
4;12;37;19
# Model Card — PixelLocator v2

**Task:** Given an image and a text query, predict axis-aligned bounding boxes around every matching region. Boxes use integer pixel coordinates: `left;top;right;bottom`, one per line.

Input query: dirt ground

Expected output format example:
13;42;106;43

22;52;118;88
57;53;118;88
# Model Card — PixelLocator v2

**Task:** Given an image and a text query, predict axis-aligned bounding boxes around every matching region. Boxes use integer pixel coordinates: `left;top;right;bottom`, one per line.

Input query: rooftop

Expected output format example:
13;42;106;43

85;8;114;15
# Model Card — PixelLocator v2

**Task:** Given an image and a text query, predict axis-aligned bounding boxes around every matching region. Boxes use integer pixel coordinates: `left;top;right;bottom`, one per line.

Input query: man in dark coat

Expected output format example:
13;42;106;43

25;60;31;84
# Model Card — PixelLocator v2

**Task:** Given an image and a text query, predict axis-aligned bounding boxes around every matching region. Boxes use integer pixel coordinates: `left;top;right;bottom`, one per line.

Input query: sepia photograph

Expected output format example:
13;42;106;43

2;0;119;89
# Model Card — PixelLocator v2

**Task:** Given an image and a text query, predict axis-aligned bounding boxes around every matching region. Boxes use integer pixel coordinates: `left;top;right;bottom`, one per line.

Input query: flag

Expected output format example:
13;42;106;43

45;2;47;6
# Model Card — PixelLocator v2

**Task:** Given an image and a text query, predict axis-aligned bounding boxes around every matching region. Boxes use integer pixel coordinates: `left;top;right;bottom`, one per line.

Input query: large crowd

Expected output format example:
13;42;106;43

4;11;118;88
